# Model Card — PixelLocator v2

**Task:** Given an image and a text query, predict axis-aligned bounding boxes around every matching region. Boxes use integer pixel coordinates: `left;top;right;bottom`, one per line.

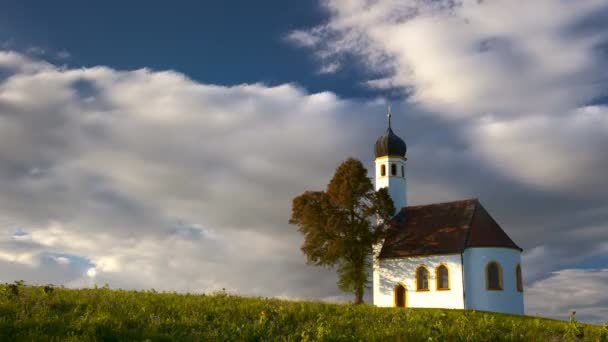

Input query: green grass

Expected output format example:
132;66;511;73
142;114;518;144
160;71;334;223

0;282;606;341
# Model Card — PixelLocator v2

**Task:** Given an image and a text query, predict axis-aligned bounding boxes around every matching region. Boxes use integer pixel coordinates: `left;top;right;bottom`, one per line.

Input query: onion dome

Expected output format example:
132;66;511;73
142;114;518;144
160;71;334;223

374;109;406;158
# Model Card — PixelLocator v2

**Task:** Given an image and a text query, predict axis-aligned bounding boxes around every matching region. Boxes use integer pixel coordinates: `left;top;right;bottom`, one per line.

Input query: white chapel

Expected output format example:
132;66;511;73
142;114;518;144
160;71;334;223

371;111;524;315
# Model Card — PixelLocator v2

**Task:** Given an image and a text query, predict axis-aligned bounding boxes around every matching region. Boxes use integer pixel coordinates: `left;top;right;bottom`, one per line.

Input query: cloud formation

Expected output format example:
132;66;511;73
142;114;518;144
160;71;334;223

288;0;608;322
0;51;356;299
526;269;608;323
290;0;608;195
2;0;608;321
290;0;608;116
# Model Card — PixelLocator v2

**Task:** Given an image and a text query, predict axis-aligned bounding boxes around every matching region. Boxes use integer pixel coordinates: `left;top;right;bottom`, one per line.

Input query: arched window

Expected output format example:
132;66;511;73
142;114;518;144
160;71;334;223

401;165;404;177
486;261;503;290
436;265;449;290
416;266;429;291
394;283;406;307
516;264;523;292
380;164;386;176
391;163;397;176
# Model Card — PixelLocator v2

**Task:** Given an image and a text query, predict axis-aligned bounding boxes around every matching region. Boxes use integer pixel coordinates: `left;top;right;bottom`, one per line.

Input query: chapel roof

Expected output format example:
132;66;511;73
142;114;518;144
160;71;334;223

378;198;522;259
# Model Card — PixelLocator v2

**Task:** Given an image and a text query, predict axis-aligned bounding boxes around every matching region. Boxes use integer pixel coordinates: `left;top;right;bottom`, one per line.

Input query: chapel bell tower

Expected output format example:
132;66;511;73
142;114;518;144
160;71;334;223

374;108;407;211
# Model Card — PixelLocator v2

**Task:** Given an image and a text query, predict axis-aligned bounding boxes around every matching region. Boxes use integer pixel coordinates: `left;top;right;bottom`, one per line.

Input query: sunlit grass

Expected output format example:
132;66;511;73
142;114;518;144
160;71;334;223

0;282;606;341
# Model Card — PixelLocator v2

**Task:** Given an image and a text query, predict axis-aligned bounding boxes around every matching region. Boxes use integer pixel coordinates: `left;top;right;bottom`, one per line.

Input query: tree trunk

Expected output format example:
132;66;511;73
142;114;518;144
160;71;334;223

354;287;364;304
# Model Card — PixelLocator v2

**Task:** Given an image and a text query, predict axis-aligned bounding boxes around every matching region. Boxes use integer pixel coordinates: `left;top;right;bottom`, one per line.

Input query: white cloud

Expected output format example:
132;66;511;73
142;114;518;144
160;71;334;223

0;250;36;266
1;29;608;323
364;77;398;90
526;269;608;323
291;0;608;193
0;50;356;299
0;51;52;74
292;0;608;117
86;267;97;278
318;61;341;74
52;256;71;265
468;106;608;193
287;29;323;47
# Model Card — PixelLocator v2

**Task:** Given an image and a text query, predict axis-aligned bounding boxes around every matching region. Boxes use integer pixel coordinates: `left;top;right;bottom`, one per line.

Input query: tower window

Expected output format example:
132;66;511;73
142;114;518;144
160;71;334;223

416;265;429;291
486;261;503;291
436;265;449;290
401;165;404;177
391;163;397;176
516;264;523;292
380;164;386;176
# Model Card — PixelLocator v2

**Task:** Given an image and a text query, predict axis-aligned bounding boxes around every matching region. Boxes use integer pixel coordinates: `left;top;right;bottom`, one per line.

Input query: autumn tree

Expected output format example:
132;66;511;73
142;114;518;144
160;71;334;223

289;158;395;304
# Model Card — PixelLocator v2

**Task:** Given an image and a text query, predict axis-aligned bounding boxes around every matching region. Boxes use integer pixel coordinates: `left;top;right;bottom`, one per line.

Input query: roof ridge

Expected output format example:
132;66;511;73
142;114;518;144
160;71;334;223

405;197;478;209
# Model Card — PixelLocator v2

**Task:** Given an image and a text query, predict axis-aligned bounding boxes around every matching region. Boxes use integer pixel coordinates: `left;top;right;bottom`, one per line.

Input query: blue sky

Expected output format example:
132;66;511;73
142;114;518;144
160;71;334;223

0;0;388;99
0;0;608;323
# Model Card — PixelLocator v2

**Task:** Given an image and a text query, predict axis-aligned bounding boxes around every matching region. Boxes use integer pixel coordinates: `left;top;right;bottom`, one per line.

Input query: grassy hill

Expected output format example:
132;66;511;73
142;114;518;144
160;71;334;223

0;282;606;341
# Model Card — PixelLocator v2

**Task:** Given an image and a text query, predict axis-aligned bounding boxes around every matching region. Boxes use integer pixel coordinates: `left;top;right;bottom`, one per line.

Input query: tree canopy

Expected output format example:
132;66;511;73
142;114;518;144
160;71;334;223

289;158;395;304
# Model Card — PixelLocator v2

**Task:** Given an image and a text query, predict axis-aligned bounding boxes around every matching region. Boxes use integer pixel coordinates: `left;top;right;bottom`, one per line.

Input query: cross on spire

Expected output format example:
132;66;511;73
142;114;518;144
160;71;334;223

387;104;392;129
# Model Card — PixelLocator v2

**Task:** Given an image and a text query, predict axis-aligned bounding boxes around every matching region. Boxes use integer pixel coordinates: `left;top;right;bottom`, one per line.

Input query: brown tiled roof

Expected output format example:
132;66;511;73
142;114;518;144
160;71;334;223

378;198;522;258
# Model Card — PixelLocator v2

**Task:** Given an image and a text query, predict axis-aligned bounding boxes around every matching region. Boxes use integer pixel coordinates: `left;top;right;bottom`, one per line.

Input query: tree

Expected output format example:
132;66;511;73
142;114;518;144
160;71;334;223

289;158;395;304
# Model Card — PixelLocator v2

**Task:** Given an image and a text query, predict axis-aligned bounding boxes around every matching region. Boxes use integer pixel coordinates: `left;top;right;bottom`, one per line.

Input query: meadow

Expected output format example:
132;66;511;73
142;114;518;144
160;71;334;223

0;282;606;341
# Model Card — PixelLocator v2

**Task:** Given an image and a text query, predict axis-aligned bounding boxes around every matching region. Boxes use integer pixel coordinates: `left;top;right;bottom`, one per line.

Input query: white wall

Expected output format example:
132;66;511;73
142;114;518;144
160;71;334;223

371;241;382;305
374;254;465;309
374;156;407;211
463;247;524;314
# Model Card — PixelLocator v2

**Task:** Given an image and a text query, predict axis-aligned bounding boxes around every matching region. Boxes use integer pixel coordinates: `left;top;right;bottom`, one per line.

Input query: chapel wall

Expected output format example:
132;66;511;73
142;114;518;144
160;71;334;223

463;247;524;314
375;254;464;309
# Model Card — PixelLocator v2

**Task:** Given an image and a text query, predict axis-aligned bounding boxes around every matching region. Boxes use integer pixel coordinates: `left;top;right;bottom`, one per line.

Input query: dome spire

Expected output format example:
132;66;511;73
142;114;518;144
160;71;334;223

374;105;406;158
